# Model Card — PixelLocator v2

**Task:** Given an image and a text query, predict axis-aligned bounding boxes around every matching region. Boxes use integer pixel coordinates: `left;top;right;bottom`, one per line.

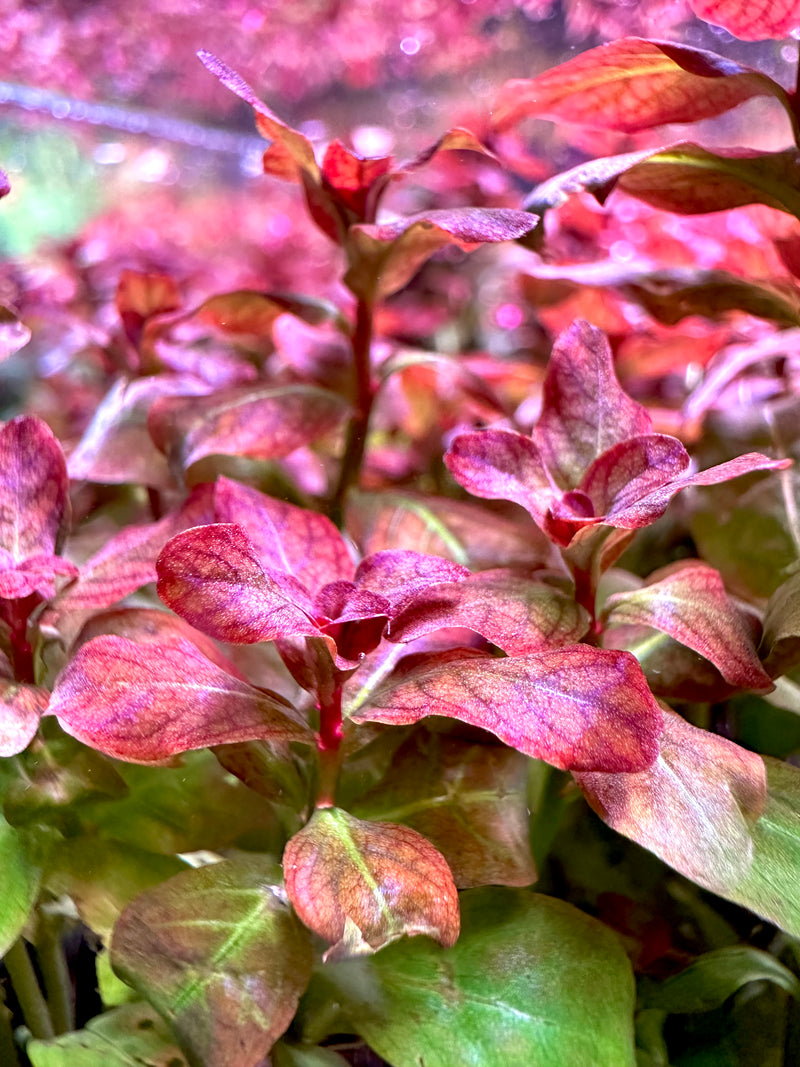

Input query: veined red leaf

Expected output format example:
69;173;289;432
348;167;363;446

157;523;318;644
604;561;772;691
51;635;312;763
389;569;590;653
493;38;791;133
355;550;470;613
535;320;652;489
353;645;663;773
197;51;318;183
111;856;313;1067
68;376;209;489
0;680;48;756
0;415;70;564
445;429;557;529
577;708;766;895
149;383;347;472
346;208;538;300
0;306;31;364
283;807;459;958
213;477;354;592
691;0;800;40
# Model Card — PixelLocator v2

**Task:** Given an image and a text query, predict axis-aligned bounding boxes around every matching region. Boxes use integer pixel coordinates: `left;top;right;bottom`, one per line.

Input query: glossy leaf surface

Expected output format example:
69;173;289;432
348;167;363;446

111;856;313;1067
355;645;663;772
493;38;790;133
283;807;459;957
312;888;636;1067
604;561;773;691
50;634;311;762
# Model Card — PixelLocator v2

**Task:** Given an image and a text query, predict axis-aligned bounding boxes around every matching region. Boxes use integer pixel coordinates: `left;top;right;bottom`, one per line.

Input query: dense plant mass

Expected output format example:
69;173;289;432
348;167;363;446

5;1;800;1065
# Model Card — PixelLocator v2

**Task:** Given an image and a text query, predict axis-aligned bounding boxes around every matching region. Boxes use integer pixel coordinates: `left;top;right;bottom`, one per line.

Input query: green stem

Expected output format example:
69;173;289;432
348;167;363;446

0;987;20;1067
330;296;375;528
36;916;73;1035
3;939;53;1041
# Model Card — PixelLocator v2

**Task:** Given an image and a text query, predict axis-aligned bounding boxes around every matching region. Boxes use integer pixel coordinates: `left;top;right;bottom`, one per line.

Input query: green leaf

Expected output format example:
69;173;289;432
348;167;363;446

760;572;800;677
272;1042;350;1067
111;856;313;1067
28;1002;188;1067
307;887;636;1067
352;726;537;888
0;813;40;958
643;946;800;1014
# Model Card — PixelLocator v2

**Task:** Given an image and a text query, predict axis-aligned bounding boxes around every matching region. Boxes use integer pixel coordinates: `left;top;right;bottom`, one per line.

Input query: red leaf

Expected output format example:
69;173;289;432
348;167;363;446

691;0;800;40
0;416;70;565
445;429;557;529
0;554;78;601
148;384;347;472
389;569;590;654
0;680;47;756
354;646;663;773
493;38;790;133
283;808;459;957
51;635;311;763
213;477;354;592
535;320;652;489
577;708;766;894
116;269;182;348
603;561;773;692
346;208;538;299
355;550;470;613
321;140;393;218
156;524;318;644
197;51;318;183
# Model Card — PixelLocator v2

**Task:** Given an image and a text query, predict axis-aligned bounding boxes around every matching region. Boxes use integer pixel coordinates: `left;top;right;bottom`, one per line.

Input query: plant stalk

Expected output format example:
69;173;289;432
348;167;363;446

330;296;375;528
3;939;54;1041
36;916;73;1035
316;683;344;809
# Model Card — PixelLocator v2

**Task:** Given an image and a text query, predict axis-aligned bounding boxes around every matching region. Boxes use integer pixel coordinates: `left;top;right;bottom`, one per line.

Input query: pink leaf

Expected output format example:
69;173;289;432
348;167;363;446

51;635;311;763
577;708;766;893
690;0;800;40
355;550;470;613
0;680;47;756
0;554;78;601
535;320;652;489
0;306;31;364
0;416;70;564
354;645;663;772
445;429;557;529
389;569;590;653
156;524;318;644
213;477;354;592
493;38;790;133
149;384;347;472
603;561;773;692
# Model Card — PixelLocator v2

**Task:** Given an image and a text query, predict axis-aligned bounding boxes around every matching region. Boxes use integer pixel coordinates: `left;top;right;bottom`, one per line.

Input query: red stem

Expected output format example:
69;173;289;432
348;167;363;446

316;682;343;809
8;597;37;684
329;296;375;527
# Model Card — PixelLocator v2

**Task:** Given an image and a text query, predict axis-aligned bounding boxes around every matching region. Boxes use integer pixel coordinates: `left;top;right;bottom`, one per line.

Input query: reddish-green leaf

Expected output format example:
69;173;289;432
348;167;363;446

116;269;182;348
157;523;318;644
389;569;590;653
577;708;766;895
604;561;772;691
111;856;313;1067
283;807;459;958
535;319;652;489
149;383;347;472
352;728;537;888
691;0;800;40
346;208;538;300
354;645;663;772
50;635;311;762
493;38;790;133
0;415;70;565
760;572;800;677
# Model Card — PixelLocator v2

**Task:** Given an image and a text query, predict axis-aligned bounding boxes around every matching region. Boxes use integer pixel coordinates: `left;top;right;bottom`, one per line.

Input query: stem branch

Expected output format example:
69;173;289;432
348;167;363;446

36;916;73;1035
